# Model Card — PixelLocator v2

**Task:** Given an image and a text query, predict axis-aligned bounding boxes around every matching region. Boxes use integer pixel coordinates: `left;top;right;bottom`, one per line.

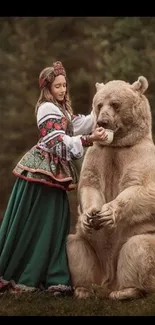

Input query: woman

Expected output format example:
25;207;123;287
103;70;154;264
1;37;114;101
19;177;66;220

0;61;107;295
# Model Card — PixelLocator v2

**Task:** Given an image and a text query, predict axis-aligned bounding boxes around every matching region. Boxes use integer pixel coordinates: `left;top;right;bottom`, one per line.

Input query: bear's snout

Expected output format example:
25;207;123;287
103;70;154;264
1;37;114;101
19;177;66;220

97;119;109;129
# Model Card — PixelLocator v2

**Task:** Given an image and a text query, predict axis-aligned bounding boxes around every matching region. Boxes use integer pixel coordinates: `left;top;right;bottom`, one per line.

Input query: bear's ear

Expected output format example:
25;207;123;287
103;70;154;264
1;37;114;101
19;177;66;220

131;76;148;94
95;82;104;92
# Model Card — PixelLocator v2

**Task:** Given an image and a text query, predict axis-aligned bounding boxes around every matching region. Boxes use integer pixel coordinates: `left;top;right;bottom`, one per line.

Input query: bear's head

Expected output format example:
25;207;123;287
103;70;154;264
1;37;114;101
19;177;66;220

92;76;152;147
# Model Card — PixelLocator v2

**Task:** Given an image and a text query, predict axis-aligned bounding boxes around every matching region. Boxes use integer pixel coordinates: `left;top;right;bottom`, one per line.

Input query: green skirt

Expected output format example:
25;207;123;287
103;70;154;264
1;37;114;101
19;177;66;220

0;178;72;291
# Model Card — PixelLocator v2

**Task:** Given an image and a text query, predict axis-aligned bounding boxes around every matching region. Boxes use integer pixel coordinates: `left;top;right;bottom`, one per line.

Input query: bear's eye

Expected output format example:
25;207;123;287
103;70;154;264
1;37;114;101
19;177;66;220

97;103;103;110
111;101;120;110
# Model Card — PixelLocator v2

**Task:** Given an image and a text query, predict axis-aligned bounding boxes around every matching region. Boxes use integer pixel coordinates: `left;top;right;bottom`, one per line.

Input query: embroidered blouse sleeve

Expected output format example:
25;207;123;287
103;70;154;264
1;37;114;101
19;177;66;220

71;111;94;136
37;102;93;161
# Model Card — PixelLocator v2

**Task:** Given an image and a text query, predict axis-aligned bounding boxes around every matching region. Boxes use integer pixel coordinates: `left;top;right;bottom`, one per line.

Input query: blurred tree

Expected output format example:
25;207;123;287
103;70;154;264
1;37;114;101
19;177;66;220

0;16;155;226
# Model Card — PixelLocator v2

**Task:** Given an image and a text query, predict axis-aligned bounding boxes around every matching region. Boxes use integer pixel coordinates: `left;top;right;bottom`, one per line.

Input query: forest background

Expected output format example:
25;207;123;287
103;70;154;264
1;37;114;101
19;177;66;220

0;17;155;230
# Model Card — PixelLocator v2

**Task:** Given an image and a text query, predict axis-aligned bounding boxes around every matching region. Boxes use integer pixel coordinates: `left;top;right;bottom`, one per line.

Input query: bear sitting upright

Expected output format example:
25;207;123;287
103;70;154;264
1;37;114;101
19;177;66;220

67;76;155;300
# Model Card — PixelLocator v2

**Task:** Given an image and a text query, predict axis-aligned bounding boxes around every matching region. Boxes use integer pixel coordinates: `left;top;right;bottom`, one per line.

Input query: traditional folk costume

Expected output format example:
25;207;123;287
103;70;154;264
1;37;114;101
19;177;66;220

0;101;94;295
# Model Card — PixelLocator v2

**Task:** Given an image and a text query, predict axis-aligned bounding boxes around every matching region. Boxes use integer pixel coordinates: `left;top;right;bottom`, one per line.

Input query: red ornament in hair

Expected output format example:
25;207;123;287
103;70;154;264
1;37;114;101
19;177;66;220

39;61;66;89
53;61;66;77
39;76;47;89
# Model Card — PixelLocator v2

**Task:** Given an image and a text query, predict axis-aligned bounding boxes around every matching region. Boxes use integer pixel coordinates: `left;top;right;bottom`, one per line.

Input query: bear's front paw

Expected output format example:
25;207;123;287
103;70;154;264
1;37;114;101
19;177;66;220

79;208;101;233
96;202;120;229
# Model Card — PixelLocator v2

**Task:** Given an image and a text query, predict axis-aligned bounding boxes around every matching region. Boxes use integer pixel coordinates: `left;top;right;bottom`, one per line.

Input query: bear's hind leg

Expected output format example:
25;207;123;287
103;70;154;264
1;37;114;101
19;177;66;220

109;234;155;300
67;234;102;298
109;288;144;300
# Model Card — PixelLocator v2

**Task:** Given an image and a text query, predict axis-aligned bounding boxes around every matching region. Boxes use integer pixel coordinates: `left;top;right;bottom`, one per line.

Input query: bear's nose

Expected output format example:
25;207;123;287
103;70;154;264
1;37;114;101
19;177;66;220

97;119;109;128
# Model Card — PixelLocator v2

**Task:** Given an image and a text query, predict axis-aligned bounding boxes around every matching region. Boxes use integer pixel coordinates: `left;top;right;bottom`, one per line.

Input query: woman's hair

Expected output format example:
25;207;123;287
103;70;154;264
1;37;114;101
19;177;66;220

35;61;73;115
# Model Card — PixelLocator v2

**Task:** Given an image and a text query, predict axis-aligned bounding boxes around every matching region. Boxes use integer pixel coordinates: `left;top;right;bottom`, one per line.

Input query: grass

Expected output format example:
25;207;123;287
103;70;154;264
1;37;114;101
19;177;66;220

0;292;155;316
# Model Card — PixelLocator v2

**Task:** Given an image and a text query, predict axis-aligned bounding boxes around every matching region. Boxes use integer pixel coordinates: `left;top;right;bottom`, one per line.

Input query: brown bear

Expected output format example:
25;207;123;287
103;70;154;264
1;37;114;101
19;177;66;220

67;76;155;300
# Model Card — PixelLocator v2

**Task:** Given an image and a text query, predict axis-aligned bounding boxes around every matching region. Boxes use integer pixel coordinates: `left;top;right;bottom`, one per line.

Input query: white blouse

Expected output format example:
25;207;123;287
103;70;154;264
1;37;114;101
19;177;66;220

37;102;94;161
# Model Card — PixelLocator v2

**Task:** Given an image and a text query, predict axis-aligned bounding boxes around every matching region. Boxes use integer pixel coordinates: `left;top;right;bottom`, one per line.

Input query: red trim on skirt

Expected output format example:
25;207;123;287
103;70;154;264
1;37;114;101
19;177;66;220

13;171;77;191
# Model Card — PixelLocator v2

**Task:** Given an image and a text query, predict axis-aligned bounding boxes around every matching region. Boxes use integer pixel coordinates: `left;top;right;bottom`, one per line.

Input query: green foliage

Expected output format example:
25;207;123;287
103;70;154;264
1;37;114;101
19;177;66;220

0;17;155;217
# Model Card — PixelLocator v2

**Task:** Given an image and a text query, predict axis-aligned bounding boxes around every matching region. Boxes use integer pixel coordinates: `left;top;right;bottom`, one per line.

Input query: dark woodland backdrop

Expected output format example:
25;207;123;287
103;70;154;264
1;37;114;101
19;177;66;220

1;17;155;229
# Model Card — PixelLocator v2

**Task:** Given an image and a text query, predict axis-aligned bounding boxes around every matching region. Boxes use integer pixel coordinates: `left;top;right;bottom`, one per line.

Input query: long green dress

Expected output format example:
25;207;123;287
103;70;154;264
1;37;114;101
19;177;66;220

0;100;92;294
0;178;72;294
0;102;79;295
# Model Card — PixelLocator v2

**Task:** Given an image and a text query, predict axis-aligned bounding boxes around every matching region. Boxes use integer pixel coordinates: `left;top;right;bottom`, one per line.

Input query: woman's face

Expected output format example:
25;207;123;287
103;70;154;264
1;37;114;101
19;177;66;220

50;75;67;102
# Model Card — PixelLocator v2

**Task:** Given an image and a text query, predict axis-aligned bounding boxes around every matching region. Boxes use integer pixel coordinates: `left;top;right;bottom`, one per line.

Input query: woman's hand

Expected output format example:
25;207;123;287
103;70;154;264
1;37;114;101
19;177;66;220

89;127;108;142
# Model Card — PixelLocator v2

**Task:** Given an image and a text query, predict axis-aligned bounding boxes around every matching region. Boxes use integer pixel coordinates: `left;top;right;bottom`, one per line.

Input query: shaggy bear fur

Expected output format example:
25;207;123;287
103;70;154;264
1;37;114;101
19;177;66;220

67;76;155;300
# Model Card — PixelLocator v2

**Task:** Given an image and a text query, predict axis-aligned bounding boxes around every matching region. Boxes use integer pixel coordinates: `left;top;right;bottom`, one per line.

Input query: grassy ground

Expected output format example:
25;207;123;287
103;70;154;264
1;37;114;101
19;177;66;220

0;292;155;316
